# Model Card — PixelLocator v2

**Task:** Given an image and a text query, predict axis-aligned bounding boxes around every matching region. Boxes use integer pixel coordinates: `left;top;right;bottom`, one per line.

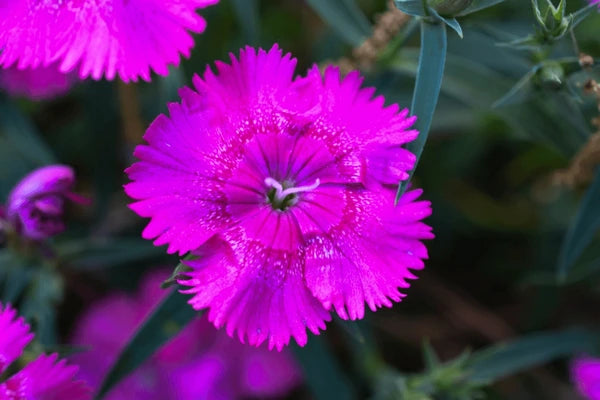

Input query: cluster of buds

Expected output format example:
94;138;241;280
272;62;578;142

1;165;86;242
532;0;571;44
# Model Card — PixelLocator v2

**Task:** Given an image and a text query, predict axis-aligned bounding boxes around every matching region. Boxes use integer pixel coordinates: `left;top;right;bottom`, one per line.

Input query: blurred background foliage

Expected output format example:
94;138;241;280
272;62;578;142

1;0;600;398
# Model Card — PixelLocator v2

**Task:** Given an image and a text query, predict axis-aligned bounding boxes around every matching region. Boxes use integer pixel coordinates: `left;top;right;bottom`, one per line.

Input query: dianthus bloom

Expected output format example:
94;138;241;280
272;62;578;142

0;0;219;82
7;165;85;240
0;302;90;399
125;45;433;350
589;0;600;7
70;270;302;399
572;357;600;400
0;64;73;100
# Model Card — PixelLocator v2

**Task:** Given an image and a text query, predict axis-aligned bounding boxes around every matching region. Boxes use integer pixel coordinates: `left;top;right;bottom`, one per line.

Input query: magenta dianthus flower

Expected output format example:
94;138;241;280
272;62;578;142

70;270;302;399
125;45;434;350
572;357;600;400
588;0;600;7
0;63;73;100
0;0;219;82
7;165;85;240
0;303;90;399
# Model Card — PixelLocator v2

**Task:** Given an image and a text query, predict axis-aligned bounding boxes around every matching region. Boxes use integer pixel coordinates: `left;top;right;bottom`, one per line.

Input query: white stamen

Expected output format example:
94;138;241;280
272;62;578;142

264;177;320;203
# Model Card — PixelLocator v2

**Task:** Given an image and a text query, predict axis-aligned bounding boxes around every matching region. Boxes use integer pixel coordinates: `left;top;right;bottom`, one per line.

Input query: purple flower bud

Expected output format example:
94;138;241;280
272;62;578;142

6;165;85;240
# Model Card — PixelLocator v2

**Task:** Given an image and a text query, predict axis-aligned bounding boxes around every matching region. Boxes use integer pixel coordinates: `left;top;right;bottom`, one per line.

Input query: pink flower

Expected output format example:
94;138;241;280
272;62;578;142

589;0;600;7
0;303;90;400
7;165;86;240
125;45;433;350
0;63;73;100
0;0;219;82
70;270;302;400
572;357;600;400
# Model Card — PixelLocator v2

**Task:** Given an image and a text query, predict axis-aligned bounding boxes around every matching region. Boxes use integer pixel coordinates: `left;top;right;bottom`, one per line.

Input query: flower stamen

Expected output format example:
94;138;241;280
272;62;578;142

264;177;320;211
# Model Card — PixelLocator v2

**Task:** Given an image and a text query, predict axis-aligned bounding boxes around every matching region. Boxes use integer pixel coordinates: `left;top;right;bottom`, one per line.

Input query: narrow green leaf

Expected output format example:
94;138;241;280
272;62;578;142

292;335;356;400
571;3;596;28
394;0;429;17
557;168;600;282
0;96;55;166
20;266;62;346
430;8;463;37
468;329;598;382
57;237;169;270
96;289;200;399
492;66;539;108
306;0;372;46
232;0;260;45
397;20;447;200
457;0;507;16
0;96;56;197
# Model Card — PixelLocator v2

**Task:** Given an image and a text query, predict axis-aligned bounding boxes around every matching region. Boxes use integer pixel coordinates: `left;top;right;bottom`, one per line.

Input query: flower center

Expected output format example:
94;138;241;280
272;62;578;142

264;177;320;211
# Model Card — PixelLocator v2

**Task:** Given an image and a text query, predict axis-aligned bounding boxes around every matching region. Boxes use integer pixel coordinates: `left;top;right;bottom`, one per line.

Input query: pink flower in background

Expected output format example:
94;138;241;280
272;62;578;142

0;64;73;100
588;0;600;7
7;165;86;240
572;357;600;400
0;303;90;399
0;0;219;82
70;270;302;400
125;45;433;350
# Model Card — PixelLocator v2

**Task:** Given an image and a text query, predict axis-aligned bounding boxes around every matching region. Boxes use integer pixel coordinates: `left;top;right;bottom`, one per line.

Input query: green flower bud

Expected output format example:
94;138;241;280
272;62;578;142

538;62;564;90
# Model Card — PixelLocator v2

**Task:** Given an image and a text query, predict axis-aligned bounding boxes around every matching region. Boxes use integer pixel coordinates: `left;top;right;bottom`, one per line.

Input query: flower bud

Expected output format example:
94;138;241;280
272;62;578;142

538;62;564;90
428;0;473;16
6;165;84;240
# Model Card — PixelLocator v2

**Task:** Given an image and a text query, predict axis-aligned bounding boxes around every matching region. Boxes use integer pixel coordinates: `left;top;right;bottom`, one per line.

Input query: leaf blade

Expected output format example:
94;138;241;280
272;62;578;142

291;335;356;400
397;20;447;200
468;329;598;382
96;289;200;399
558;168;600;281
306;0;372;46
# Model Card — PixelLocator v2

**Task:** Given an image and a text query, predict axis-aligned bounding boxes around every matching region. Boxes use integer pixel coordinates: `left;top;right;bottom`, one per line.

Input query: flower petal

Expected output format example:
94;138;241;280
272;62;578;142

180;233;331;350
0;0;218;82
304;189;433;320
0;303;33;375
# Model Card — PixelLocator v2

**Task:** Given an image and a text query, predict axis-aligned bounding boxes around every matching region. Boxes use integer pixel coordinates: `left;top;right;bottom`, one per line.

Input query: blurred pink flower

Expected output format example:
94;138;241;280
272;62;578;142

0;303;90;399
7;165;86;240
589;0;600;7
0;64;73;100
573;357;600;400
0;0;219;82
125;44;433;350
70;270;302;400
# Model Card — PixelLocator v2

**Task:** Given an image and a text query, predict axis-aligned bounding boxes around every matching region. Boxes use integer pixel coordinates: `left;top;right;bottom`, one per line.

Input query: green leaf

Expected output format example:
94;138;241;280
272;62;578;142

492;66;539;108
96;289;200;399
397;20;447;200
232;0;260;45
0;96;56;197
429;7;463;37
571;3;596;28
291;335;356;400
57;237;169;270
0;250;34;304
557;168;600;282
468;329;598;382
394;0;429;17
20;266;63;346
306;0;372;46
0;97;55;166
457;0;507;16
